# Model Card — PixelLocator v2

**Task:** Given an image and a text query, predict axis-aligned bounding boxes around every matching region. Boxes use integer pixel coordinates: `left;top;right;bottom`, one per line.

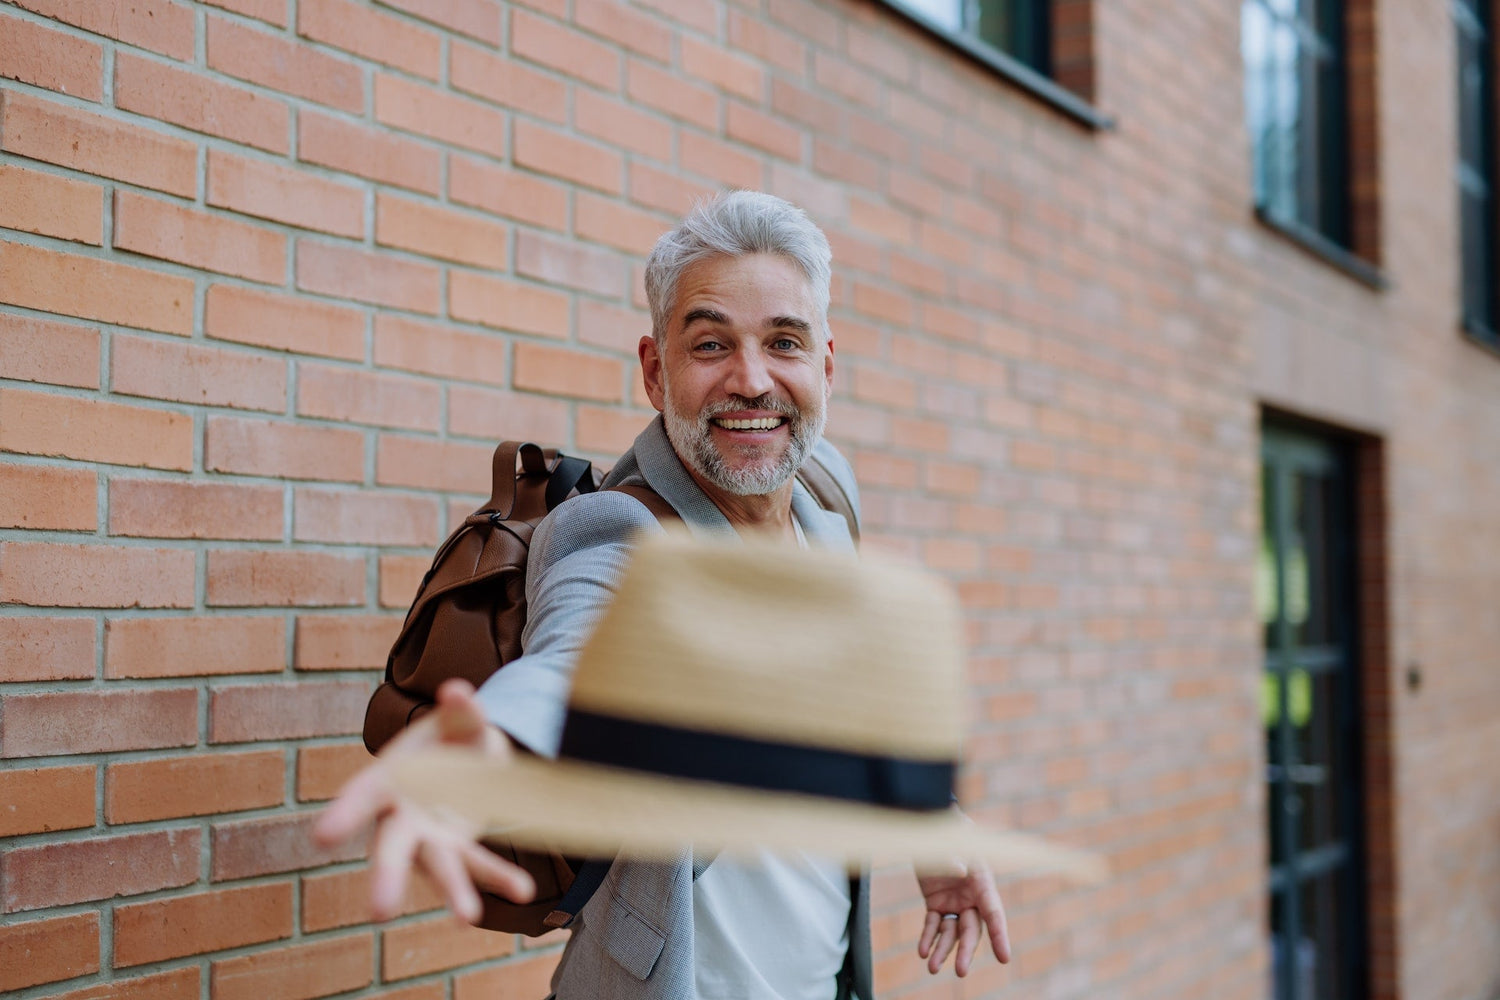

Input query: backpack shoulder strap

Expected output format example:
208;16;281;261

795;456;860;544
608;484;679;523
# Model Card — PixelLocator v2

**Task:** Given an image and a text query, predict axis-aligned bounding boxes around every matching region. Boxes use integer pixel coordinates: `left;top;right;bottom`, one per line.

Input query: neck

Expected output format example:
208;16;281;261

686;469;798;541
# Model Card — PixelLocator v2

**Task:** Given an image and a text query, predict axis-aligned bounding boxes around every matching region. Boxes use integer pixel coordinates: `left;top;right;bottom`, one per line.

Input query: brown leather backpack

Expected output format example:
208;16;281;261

362;439;858;934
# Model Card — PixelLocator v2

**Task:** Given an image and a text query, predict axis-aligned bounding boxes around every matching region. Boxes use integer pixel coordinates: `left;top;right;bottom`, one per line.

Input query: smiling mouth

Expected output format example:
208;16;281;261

711;416;786;431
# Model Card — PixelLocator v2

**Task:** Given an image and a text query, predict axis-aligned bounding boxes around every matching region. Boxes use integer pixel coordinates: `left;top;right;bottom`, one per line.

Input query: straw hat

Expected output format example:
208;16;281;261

390;533;1105;881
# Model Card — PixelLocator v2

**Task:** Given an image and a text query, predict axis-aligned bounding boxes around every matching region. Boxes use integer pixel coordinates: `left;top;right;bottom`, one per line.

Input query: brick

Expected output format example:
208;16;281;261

297;742;372;801
0;617;94;682
42;966;199;1000
295;614;400;670
299;0;442;80
1;388;191;471
634;0;715;34
728;10;806;76
115;881;293;967
378;553;429;608
578;405;653;455
207;15;362;112
852;281;914;326
302;865;442;932
0;240;194;335
299;111;442;195
0;11;103;99
770;78;843;136
629;161;716;216
297;363;442;432
449;271;570;338
682;36;763;101
106;749;284;823
574;89;672;161
0;542;194;609
208;150;364;239
447;385;570;441
627;58;718;130
454;950;562;1000
203;0;286;24
205;284;366;361
578;298;650;351
106;483;240;555
814;141;881;189
293;488;439;546
111;334;287;413
211;932;374;1000
207;550;365;607
451;39;567;122
0;462;97;530
297;239;442;314
0;91;195;197
517;229;625;297
0;313;100;388
0;912;98;992
375;192;508;269
211;679;371;743
727;102;802;160
115;52;289;154
1;827;199;912
114;191;285;285
212;812;367;881
0;162;102;243
376;0;502;45
375;73;506;159
680;129;763;189
574;0;672;61
514;119;622;194
12;0;193;57
374;315;507;385
382;915;514;980
376;435;495;493
512;9;619;91
449;155;568;230
205;416;365;483
0;765;94;837
514;343;623;402
1;686;197;758
105;614;286;678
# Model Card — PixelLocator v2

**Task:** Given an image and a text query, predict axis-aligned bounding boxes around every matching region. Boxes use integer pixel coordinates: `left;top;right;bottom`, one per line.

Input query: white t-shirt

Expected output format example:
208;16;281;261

692;850;852;1000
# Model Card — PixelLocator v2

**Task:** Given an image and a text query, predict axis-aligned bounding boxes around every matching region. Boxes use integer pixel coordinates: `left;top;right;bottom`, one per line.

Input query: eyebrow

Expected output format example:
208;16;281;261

682;307;728;327
680;310;813;334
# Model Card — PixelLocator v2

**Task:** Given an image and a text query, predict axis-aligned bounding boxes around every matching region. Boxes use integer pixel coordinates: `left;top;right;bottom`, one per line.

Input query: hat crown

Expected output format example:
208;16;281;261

568;534;966;762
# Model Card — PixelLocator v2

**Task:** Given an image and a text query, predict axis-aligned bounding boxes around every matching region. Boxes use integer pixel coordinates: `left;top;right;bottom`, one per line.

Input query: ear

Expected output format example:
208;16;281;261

639;335;666;412
823;336;835;400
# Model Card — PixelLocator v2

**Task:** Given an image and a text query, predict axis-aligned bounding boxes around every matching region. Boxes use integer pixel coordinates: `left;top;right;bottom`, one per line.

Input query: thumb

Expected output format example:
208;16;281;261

433;680;488;744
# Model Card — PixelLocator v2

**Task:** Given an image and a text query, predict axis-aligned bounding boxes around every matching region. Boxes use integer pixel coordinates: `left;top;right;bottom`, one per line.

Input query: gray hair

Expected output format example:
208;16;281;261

644;190;832;343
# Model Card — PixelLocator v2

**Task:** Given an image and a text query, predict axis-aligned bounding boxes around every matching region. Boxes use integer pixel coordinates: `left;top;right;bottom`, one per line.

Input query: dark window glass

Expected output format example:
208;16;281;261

887;0;1052;74
1242;0;1351;246
1456;0;1497;337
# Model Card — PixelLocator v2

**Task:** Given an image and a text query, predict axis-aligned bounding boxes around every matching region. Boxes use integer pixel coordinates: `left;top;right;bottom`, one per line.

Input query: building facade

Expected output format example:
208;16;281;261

1;1;1497;998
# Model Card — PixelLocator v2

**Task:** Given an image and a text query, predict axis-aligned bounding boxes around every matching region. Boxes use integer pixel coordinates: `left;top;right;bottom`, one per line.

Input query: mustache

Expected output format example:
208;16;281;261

698;395;801;420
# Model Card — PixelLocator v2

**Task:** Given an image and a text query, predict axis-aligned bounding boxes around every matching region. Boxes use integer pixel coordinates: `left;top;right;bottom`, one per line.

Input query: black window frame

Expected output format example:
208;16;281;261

1243;0;1359;254
1456;0;1499;347
874;0;1111;129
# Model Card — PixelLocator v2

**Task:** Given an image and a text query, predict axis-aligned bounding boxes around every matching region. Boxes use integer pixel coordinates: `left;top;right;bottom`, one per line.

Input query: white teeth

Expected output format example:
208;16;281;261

714;417;783;430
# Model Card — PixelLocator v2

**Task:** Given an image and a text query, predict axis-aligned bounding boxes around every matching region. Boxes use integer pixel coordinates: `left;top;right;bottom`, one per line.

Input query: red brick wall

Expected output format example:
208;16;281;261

3;1;1499;999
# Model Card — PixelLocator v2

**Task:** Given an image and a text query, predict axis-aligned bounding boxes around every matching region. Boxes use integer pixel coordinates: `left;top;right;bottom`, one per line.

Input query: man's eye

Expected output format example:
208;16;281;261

773;338;799;351
694;340;724;353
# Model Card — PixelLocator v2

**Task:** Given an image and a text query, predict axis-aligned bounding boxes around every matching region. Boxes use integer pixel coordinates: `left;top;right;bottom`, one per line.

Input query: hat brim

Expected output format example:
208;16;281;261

390;748;1107;883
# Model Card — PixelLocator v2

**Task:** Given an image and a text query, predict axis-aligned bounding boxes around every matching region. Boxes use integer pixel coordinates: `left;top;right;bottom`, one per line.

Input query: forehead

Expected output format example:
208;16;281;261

670;253;815;321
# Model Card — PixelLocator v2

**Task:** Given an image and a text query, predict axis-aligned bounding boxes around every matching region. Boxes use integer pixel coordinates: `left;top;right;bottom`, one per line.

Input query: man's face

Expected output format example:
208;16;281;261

640;253;834;497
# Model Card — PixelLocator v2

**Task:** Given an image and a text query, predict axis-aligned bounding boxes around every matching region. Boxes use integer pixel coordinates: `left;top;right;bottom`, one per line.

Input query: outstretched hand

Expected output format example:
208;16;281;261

915;859;1010;977
313;679;535;924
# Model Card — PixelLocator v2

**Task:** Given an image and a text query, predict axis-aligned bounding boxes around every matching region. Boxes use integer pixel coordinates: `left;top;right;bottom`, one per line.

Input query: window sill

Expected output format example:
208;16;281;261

1462;318;1500;359
1255;208;1388;291
874;1;1114;131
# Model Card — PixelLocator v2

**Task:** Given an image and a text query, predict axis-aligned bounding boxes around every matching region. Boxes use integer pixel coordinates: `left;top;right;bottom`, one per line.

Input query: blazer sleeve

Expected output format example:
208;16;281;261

473;490;664;757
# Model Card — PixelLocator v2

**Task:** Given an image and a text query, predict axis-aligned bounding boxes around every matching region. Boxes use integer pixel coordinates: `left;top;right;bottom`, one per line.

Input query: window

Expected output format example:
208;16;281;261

1242;0;1352;248
1456;0;1497;341
876;0;1106;126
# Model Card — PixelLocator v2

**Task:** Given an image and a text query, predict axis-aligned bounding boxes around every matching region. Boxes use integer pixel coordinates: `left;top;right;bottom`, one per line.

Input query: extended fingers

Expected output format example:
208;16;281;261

369;810;421;921
927;914;960;974
953;909;981;976
917;910;941;959
465;843;537;904
979;883;1011;964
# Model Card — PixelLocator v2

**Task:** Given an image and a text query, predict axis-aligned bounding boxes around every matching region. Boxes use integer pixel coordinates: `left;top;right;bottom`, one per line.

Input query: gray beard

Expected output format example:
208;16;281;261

662;391;826;497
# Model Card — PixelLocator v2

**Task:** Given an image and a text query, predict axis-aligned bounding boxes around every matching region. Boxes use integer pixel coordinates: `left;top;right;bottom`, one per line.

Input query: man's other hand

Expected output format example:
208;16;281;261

312;679;536;924
915;859;1011;976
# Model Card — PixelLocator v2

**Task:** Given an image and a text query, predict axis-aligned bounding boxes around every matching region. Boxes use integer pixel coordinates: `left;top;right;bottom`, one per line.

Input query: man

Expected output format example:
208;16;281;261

316;191;1009;999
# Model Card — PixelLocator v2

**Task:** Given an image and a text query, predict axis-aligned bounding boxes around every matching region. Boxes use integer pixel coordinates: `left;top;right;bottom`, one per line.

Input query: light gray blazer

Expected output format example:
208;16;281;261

476;416;873;1000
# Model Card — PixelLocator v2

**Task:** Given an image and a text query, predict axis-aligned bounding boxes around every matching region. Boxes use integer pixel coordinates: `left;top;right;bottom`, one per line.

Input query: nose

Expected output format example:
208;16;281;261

722;345;774;400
